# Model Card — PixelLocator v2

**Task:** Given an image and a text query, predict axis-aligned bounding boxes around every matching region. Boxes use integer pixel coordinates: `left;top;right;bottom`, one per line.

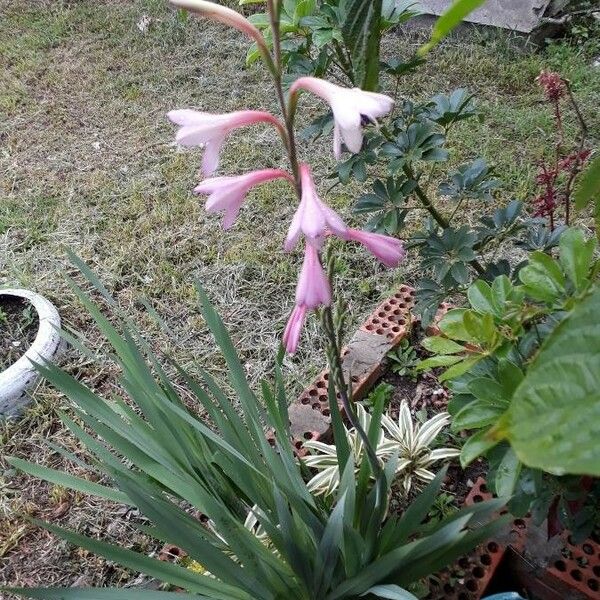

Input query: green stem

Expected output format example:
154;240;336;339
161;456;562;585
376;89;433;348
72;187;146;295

266;0;383;486
403;164;486;276
267;0;300;189
322;306;383;479
403;164;449;228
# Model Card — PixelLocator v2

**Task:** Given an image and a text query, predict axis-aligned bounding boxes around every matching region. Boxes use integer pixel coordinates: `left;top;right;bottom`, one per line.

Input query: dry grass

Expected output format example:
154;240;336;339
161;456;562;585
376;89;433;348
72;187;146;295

0;0;599;592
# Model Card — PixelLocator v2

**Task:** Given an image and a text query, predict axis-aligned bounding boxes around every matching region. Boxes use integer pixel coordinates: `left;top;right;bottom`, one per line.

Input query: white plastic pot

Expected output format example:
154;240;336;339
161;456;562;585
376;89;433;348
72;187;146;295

0;289;62;418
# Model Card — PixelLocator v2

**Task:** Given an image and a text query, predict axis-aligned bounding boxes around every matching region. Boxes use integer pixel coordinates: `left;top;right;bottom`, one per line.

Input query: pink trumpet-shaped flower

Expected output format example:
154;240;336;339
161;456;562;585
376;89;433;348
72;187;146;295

283;304;307;354
168;109;282;175
344;228;406;268
290;77;394;159
285;163;347;251
296;243;331;308
344;229;406;267
283;244;331;354
194;169;291;229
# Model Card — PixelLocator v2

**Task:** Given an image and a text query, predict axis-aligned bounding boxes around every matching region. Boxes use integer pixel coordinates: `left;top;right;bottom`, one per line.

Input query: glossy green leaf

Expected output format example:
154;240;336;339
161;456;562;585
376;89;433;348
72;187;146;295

491;275;512;314
574;153;600;210
460;428;500;467
467;378;508;406
492;447;521;497
558;228;596;291
438;309;474;342
417;354;463;371
420;336;466;355
519;251;565;303
467;280;496;315
452;401;505;431
439;355;482;382
495;286;600;475
463;311;496;346
497;360;524;399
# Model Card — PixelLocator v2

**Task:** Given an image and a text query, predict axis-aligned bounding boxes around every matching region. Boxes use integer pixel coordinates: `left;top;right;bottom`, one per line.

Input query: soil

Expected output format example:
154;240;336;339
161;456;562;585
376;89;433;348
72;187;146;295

383;366;487;512
0;296;39;371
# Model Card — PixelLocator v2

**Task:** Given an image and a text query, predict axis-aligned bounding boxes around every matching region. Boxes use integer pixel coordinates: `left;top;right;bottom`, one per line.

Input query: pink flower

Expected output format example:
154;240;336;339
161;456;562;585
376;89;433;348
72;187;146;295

169;0;265;45
290;77;394;159
285;163;347;250
344;228;406;268
194;169;291;229
283;244;331;353
167;109;282;175
283;305;307;354
296;243;331;308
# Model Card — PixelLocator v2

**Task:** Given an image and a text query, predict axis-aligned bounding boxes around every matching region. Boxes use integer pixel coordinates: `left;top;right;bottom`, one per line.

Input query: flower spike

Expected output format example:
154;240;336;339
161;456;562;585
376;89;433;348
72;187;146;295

169;0;272;64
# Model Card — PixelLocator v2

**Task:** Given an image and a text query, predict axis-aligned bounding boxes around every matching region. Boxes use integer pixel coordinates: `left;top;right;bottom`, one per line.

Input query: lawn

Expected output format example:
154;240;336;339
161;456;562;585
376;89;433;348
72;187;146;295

0;0;599;590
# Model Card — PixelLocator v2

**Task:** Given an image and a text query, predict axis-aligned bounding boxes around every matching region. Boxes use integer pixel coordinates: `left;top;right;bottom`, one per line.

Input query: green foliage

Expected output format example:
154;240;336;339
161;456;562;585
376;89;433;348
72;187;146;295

509;470;600;543
363;381;395;410
340;88;561;324
419;229;600;527
574;153;600;239
381;122;448;170
340;0;382;89
439;159;499;201
387;340;419;379
354;176;416;234
6;263;505;599
246;0;418;89
495;285;600;476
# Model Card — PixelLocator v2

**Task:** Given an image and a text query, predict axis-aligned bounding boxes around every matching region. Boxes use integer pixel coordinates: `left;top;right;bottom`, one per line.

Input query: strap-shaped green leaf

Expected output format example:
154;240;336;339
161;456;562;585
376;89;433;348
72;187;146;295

29;519;250;600
4;590;208;600
6;458;129;504
419;0;486;55
341;0;382;90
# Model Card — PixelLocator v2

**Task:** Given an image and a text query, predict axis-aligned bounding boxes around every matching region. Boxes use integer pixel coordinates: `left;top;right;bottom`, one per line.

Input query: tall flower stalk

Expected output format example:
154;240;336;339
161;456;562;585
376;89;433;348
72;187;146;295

167;0;404;481
251;0;386;480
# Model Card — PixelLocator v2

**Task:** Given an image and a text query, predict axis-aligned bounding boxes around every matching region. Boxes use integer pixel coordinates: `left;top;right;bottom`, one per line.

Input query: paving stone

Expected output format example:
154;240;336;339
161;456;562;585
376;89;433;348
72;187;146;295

417;0;552;33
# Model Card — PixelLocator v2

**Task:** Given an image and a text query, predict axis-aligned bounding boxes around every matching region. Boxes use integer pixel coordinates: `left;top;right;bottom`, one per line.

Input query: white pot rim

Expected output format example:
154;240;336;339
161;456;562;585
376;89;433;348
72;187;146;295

0;288;62;417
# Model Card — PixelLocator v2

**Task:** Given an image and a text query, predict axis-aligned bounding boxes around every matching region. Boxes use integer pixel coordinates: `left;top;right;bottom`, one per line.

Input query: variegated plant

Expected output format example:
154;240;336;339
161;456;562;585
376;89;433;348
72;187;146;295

379;401;460;494
304;401;459;497
303;404;385;496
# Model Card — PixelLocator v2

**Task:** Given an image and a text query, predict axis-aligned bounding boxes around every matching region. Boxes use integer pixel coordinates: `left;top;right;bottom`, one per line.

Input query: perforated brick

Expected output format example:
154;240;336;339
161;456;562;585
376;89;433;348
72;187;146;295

288;286;415;453
360;285;415;342
546;531;600;598
427;478;529;600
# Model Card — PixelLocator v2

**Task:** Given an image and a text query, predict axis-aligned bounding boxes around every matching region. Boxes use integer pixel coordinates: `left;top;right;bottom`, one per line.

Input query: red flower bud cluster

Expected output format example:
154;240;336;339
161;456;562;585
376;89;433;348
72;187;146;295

558;149;591;173
536;70;565;102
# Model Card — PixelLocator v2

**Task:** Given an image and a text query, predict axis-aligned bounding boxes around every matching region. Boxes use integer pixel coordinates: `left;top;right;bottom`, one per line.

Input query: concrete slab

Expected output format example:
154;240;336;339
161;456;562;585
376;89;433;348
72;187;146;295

416;0;552;33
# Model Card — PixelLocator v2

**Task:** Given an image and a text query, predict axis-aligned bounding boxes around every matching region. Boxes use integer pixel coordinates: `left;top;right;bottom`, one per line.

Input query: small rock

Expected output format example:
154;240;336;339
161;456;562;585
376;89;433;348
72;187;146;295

136;15;152;33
